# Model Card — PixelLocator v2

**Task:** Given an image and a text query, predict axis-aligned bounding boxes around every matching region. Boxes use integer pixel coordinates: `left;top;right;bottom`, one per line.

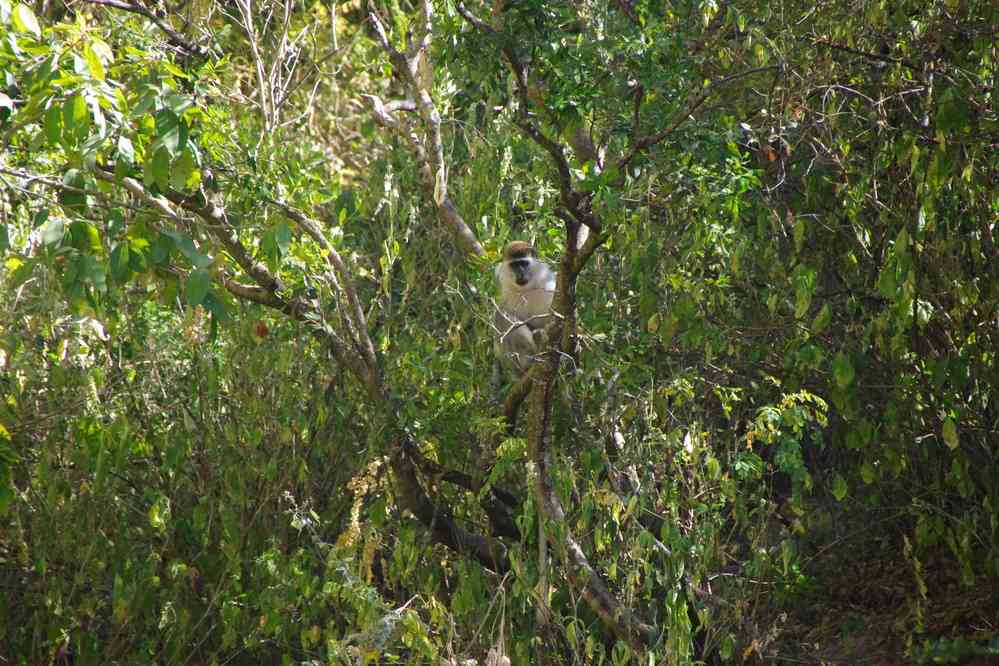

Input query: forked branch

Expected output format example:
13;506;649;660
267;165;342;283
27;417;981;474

366;5;484;257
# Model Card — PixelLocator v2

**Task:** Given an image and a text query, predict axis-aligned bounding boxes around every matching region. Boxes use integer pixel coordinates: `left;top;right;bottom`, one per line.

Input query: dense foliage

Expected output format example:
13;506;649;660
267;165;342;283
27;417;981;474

1;0;996;663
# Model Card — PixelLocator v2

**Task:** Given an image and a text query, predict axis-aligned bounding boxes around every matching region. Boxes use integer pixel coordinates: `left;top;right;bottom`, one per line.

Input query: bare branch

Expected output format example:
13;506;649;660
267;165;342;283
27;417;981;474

455;2;497;33
1;167;177;221
81;0;208;58
811;37;917;70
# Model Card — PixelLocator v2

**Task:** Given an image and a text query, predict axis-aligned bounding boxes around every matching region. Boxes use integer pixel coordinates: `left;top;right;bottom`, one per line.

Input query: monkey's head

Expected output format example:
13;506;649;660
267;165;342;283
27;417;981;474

501;241;540;287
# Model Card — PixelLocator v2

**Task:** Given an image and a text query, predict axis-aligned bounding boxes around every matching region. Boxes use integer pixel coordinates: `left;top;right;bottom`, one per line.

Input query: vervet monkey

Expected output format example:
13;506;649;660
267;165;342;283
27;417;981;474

494;241;556;373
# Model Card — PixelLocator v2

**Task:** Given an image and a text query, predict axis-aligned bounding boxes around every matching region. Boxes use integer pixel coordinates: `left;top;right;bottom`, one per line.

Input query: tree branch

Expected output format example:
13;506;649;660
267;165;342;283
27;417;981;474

611;0;641;27
366;8;485;257
617;66;780;173
90;167;505;580
454;9;655;644
407;445;521;539
81;0;208;58
811;37;917;71
392;439;509;573
267;198;379;375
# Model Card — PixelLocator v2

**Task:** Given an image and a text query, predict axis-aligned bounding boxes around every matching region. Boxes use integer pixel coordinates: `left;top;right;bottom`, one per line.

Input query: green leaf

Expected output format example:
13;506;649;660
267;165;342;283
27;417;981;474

79;254;107;292
69;221;101;253
832;352;855;388
59;169;87;214
44;104;62;146
151;146;171;190
811;303;831;334
793;265;816;319
163;91;193;114
831;474;848;501
170;146;199;191
62;94;89;144
860;462;876;484
274;223;291;256
149;233;172;264
936;95;970;132
203;291;228;323
154;109;186;156
793;217;806;254
186;268;211;306
41;217;65;247
895;228;909;254
110;243;131;282
877;256;898;299
162;230;212;268
942;418;958;450
12;3;41;38
0;224;8;253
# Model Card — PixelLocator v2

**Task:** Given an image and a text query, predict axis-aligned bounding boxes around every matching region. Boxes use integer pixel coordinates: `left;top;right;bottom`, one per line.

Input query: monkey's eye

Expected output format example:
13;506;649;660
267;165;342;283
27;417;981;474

510;259;529;270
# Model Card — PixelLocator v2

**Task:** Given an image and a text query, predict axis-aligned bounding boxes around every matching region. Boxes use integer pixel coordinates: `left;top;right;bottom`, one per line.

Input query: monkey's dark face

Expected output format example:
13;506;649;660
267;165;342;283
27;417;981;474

509;257;533;286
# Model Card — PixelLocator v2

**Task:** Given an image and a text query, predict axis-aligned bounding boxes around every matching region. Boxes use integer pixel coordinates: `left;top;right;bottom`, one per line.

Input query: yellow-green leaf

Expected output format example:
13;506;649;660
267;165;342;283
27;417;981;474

84;43;106;80
942;417;958;450
811;303;831;334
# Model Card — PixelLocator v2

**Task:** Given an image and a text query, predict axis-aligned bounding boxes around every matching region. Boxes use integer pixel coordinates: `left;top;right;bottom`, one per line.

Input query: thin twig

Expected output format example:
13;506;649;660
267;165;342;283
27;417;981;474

618;65;780;173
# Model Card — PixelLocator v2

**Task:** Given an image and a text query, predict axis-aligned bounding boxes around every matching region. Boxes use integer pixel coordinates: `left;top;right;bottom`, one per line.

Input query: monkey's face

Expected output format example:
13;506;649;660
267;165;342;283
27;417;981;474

509;257;534;287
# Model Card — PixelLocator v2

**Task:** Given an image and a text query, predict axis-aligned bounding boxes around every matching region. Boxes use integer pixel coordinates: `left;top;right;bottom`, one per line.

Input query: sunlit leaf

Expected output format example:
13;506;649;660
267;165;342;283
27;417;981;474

170;146;199;191
84;43;105;80
62;94;89;144
12;3;41;37
117;135;134;164
155;109;186;156
151;146;171;190
110;242;131;282
69;221;102;253
274;223;291;256
41;217;65;247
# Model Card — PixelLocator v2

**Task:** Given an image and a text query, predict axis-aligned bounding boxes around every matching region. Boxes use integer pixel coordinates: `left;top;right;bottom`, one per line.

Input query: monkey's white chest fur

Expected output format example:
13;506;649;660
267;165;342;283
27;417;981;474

505;281;555;327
